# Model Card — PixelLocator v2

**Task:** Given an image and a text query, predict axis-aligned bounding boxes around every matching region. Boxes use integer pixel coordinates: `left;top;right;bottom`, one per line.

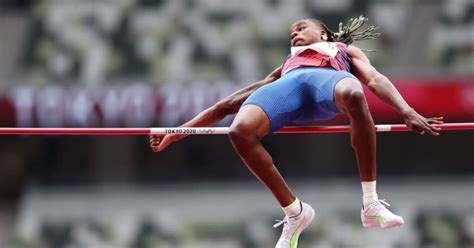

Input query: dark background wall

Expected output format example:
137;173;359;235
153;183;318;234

1;130;471;188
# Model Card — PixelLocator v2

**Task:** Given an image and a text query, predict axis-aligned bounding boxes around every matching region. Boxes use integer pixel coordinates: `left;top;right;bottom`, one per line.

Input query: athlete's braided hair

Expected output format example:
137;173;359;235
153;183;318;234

310;15;380;47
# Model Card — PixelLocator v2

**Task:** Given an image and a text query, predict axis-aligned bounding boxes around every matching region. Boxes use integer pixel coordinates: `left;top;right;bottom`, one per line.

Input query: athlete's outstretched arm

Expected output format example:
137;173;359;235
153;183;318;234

182;65;282;127
348;46;443;136
150;66;282;152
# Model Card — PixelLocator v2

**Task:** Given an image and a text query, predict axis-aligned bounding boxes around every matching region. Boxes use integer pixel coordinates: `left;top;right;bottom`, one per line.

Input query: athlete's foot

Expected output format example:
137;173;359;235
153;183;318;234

361;199;404;228
274;202;315;248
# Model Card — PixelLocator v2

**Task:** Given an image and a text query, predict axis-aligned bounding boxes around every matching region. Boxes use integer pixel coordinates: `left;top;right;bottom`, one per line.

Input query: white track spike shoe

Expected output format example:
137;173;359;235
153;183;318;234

274;202;315;248
361;199;404;228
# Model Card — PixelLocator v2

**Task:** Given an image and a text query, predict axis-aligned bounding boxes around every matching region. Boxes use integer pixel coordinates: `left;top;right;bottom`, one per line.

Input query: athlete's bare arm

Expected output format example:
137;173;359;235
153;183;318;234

188;65;282;125
347;45;443;136
150;66;282;152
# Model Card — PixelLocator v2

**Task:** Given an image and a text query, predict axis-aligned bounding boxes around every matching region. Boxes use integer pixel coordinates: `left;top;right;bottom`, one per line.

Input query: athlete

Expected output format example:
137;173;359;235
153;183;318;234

149;16;443;247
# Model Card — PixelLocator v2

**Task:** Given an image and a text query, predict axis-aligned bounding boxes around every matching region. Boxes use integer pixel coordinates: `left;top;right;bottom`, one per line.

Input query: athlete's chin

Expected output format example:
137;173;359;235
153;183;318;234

293;41;307;47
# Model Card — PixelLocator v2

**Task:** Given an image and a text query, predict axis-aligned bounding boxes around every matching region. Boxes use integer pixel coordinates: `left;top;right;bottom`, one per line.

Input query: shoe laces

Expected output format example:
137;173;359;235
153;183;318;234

273;217;288;228
273;202;304;232
366;199;390;210
376;199;390;207
273;215;299;243
273;214;300;231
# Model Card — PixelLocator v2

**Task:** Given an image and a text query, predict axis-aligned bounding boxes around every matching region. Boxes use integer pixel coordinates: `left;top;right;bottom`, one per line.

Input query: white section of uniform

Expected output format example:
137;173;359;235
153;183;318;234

290;42;339;58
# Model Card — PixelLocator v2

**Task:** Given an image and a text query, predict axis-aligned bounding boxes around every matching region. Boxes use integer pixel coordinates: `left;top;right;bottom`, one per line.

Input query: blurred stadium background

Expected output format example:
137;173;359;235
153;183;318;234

0;0;473;247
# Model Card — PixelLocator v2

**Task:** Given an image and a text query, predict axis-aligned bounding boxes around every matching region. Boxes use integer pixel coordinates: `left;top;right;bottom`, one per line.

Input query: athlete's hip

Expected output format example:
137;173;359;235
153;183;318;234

281;66;355;87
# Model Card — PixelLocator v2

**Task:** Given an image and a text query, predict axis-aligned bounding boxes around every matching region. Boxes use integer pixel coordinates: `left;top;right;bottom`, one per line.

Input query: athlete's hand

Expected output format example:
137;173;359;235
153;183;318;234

149;133;187;152
403;110;444;136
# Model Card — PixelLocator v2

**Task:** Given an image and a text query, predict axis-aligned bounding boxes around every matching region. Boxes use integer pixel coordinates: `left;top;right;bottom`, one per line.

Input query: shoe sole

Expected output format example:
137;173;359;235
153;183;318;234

362;215;404;228
381;218;404;228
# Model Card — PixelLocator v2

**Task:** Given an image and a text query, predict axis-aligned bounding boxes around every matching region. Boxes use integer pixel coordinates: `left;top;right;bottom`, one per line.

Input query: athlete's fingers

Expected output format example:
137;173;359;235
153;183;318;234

414;125;425;135
427;117;444;125
428;120;444;125
413;115;438;136
151;144;160;152
427;122;442;132
427;116;444;121
157;135;173;151
149;135;164;152
419;119;435;135
426;127;440;136
427;117;444;136
417;126;426;135
412;124;426;135
426;117;442;131
149;136;161;146
422;120;440;136
149;136;159;145
419;121;434;135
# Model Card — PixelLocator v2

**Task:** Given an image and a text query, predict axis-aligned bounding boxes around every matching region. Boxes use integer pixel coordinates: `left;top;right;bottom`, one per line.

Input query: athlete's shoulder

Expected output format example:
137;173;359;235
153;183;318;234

347;45;362;53
346;45;369;62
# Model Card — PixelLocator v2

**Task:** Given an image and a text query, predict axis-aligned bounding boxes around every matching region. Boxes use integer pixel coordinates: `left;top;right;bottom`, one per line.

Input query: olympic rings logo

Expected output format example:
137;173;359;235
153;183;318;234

198;128;215;134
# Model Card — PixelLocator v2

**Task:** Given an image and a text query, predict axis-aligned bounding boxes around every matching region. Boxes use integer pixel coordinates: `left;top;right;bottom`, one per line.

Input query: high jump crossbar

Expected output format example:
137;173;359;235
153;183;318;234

0;123;472;135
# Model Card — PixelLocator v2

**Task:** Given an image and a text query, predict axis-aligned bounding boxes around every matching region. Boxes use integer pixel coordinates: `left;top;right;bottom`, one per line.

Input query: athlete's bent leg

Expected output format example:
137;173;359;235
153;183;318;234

334;78;376;181
229;104;316;246
229;104;296;207
334;78;404;228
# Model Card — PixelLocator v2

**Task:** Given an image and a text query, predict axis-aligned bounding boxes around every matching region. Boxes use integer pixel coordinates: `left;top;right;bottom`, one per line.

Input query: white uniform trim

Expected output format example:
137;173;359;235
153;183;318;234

290;42;339;58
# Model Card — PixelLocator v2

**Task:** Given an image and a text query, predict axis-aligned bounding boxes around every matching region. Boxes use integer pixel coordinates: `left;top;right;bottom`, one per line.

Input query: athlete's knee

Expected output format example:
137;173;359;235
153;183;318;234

229;120;260;144
343;90;365;106
229;105;270;143
340;88;368;116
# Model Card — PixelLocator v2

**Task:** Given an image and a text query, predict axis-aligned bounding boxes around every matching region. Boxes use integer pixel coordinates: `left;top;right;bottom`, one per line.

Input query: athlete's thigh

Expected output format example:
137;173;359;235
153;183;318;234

231;104;271;137
333;77;364;114
242;74;307;132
